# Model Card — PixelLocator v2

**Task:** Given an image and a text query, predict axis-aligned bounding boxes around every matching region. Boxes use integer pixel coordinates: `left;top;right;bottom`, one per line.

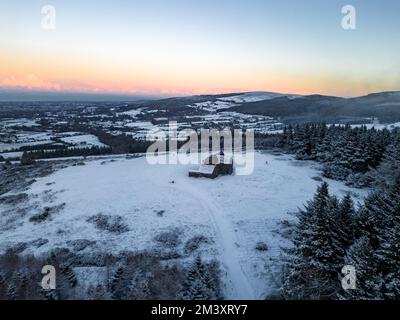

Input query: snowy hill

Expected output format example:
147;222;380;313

217;92;300;103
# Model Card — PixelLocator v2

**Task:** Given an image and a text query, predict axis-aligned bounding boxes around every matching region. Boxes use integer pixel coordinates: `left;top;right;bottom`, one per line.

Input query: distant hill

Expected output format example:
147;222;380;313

132;90;400;124
227;91;400;123
2;89;400;124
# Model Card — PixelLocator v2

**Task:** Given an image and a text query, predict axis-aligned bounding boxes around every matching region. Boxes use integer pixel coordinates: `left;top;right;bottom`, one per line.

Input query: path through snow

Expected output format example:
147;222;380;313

176;180;256;299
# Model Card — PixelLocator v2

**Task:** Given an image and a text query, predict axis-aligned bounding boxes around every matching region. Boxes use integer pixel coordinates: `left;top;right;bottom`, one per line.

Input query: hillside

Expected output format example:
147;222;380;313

126;91;400;124
226;91;400;123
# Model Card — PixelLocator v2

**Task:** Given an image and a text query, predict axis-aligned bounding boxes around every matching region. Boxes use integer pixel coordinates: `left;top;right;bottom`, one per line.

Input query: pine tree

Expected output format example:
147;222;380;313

282;183;346;299
353;176;400;299
87;284;108;300
372;135;400;188
20;151;35;165
110;266;126;299
181;256;214;300
376;177;400;299
277;123;393;185
126;272;152;300
202;260;222;300
340;236;381;300
60;263;77;288
41;288;59;300
335;193;356;250
381;226;400;299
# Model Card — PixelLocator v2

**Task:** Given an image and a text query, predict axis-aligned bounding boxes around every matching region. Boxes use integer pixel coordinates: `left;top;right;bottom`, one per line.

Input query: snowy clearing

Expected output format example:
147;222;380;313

0;151;367;299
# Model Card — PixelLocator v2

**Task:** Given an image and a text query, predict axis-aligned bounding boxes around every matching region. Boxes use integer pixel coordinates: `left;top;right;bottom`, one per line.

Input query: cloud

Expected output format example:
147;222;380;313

0;74;61;91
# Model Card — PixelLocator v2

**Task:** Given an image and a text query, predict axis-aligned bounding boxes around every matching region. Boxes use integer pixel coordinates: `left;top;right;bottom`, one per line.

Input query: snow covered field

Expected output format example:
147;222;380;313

0;151;367;299
0;118;40;128
186;92;300;112
188;100;237;112
59;134;108;148
217;92;300;103
0;131;54;152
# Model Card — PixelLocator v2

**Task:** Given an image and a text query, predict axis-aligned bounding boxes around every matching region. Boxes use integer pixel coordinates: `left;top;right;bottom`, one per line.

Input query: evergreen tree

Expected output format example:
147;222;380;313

335;193;356;250
110;266;126;300
348;177;400;299
276;123;394;185
20;151;35;165
372;134;400;188
282;183;347;299
376;177;400;299
340;236;381;300
181;256;216;300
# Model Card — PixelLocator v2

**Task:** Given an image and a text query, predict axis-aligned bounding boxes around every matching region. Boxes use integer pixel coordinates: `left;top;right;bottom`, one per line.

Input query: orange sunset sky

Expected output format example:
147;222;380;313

1;0;399;98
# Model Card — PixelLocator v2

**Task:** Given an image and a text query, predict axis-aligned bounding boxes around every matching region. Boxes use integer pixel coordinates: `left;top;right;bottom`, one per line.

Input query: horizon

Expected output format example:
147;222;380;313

1;88;400;102
1;0;400;98
0;87;400;103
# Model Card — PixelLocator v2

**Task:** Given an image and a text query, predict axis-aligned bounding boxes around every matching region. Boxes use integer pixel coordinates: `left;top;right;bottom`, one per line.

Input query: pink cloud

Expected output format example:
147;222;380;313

0;74;62;91
0;74;242;96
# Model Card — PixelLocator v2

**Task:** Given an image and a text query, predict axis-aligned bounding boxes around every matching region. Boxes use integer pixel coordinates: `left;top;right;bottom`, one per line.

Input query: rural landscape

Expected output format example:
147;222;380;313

1;0;399;302
1;91;400;299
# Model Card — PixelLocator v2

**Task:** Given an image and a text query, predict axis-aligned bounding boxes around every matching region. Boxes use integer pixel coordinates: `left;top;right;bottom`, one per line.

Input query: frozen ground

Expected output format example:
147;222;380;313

186;92;300;112
217;92;300;103
0;132;109;155
0;118;40;128
59;133;108;148
0;151;367;299
188;100;237;112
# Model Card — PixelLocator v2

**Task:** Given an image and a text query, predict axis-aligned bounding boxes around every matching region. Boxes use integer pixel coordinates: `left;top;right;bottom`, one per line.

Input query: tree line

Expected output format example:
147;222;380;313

282;178;400;300
276;123;400;188
277;123;400;299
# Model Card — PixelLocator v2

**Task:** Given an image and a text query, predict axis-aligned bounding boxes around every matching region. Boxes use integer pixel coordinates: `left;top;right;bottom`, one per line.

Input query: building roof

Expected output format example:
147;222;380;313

189;164;216;175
